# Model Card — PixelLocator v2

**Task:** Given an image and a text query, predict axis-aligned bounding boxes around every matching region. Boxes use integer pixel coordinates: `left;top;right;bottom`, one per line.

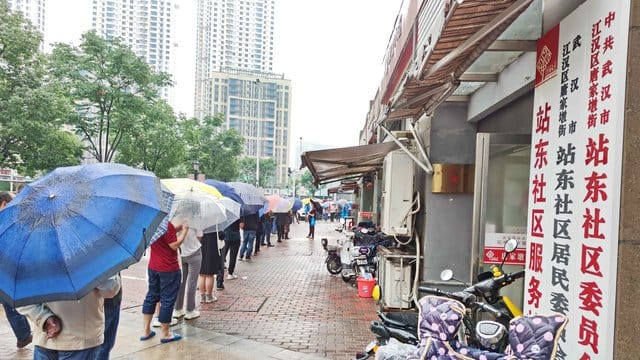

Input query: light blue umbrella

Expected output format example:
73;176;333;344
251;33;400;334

0;163;169;307
226;182;267;215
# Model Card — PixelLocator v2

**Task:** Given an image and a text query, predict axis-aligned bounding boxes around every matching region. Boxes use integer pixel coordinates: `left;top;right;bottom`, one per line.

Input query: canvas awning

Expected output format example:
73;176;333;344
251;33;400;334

385;0;534;122
300;142;400;185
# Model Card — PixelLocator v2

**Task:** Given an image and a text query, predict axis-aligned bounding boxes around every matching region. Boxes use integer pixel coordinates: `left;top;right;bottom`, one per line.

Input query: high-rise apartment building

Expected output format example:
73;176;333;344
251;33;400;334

91;0;175;101
7;0;45;34
195;0;291;187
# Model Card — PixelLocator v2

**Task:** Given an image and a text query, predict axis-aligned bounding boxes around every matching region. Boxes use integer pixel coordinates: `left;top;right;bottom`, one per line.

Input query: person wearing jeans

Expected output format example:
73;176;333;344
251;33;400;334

141;221;187;344
261;212;274;247
1;301;32;348
173;227;203;320
96;276;122;360
239;213;258;261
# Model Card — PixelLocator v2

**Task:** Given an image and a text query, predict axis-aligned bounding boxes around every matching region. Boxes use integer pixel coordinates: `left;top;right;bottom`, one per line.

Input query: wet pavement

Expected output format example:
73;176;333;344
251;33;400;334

0;220;379;359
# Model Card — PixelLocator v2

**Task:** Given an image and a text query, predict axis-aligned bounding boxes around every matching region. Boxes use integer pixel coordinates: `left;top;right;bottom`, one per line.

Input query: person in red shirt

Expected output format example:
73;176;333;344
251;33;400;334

140;221;188;343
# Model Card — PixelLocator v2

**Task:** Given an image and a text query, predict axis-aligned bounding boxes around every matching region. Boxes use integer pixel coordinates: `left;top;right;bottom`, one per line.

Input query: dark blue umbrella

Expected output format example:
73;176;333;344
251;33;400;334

0;163;169;307
291;198;303;212
204;179;243;205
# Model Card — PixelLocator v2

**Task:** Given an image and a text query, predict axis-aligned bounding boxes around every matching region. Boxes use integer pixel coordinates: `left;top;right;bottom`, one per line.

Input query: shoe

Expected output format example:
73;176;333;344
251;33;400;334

152;317;178;327
216;284;225;290
245;256;251;261
160;333;182;344
139;331;156;341
238;257;244;261
277;240;282;242
184;310;200;320
17;334;32;348
227;274;237;280
267;244;275;247
205;294;218;303
200;294;207;304
173;309;185;318
261;243;266;246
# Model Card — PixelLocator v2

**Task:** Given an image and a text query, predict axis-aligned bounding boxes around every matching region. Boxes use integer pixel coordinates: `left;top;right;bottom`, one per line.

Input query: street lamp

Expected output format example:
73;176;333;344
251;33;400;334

192;160;200;181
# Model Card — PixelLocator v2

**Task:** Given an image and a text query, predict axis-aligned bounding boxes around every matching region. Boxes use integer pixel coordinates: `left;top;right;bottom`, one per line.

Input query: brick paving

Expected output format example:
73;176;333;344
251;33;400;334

120;219;379;360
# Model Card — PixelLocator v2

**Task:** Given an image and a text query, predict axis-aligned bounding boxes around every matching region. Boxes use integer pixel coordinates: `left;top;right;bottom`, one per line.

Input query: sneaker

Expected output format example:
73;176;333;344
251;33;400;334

267;244;275;247
245;256;251;261
200;294;207;304
227;274;238;280
173;309;185;318
184;310;200;320
152;317;178;327
205;294;218;303
238;257;244;261
216;283;225;290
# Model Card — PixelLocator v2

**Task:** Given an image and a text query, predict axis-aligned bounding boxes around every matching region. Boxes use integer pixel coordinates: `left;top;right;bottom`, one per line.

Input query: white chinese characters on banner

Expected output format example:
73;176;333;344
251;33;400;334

524;0;630;359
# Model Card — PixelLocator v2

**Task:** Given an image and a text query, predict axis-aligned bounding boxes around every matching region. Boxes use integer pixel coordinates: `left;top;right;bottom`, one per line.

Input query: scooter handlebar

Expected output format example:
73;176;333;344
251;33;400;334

418;286;476;306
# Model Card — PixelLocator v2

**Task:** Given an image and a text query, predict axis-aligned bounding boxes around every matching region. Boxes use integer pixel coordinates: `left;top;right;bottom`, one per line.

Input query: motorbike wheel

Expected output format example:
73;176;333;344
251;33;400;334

326;256;342;275
341;273;352;283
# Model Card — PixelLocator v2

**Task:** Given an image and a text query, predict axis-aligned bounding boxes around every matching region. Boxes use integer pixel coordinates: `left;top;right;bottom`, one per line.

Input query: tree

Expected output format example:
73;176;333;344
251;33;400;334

49;30;171;163
115;101;185;178
298;169;317;196
238;157;276;187
181;115;244;181
0;1;83;174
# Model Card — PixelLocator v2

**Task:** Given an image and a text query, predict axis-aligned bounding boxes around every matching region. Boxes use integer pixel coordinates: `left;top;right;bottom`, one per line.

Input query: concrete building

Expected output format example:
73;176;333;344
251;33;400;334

91;0;176;101
202;69;291;186
7;0;45;33
194;0;289;187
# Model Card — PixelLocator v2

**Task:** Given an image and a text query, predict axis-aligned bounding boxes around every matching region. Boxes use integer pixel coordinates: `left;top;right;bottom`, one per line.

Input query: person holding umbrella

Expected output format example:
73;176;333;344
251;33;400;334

141;221;188;343
0;192;32;349
18;275;121;358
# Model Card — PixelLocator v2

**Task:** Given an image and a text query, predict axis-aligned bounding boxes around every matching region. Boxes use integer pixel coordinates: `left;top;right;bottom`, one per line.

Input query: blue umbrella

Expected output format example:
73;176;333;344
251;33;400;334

0;163;169;307
203;179;242;205
291;198;303;213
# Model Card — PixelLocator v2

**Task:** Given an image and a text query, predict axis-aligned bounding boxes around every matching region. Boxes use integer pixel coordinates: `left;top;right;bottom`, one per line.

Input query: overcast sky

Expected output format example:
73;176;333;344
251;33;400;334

44;0;403;165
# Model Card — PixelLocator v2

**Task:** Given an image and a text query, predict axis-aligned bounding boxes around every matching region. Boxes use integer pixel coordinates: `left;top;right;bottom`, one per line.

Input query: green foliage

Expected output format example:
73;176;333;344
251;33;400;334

181;115;244;181
48;30;171;163
0;1;83;174
298;169;317;196
238;156;276;187
115;101;184;178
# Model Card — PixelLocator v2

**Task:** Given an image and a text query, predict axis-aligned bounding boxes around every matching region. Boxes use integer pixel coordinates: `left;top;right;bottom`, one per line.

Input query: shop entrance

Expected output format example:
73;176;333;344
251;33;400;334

472;133;531;309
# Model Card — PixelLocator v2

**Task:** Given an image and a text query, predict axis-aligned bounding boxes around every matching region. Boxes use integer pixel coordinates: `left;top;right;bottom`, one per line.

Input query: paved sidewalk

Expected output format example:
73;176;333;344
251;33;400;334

0;220;380;360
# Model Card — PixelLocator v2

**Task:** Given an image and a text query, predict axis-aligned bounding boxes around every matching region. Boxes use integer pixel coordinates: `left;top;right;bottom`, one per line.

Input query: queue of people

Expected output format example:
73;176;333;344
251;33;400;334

1;190;345;359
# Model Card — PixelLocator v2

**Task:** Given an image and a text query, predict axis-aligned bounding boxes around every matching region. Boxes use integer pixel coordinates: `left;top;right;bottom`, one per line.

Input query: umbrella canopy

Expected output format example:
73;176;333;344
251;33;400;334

203;179;243;205
162;178;222;198
0;163;169;307
291;198;303;213
146;183;175;247
161;179;227;232
203;197;241;233
226;182;267;215
264;194;293;213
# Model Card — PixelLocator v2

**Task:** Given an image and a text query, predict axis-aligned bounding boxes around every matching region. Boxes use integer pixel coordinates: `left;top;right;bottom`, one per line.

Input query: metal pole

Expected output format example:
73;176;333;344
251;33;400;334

256;140;260;187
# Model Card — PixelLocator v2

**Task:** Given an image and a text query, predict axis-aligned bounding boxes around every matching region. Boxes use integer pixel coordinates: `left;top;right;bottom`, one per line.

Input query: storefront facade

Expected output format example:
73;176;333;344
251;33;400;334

303;1;639;357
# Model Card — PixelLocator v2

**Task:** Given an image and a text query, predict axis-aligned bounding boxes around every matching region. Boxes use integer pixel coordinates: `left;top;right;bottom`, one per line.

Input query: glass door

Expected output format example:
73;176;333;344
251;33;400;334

472;133;531;308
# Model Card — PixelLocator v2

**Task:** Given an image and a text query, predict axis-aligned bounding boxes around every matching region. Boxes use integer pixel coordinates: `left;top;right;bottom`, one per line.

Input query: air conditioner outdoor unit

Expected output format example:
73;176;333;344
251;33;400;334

381;150;415;236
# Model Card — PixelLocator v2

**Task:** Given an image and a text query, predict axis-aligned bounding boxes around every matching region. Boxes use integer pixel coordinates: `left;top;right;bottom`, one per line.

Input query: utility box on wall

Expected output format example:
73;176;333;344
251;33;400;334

380;150;415;236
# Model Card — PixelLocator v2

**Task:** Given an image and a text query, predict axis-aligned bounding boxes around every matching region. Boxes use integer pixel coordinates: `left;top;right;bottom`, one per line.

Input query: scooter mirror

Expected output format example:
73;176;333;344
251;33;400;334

440;269;454;281
504;238;518;253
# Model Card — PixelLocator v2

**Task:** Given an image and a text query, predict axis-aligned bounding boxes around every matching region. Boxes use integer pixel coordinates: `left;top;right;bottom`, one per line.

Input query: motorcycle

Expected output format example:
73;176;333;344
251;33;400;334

419;238;525;351
355;239;524;358
321;237;342;275
373;295;568;360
